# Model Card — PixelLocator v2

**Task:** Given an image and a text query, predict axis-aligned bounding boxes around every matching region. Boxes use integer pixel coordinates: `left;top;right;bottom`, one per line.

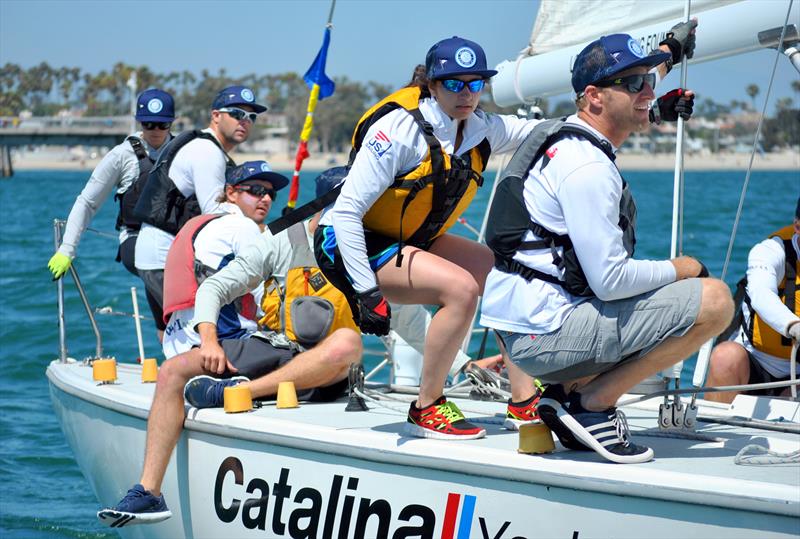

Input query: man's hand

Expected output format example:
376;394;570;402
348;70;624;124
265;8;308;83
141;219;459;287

48;252;72;280
660;19;698;66
650;89;695;124
197;322;237;374
356;287;391;336
671;255;708;280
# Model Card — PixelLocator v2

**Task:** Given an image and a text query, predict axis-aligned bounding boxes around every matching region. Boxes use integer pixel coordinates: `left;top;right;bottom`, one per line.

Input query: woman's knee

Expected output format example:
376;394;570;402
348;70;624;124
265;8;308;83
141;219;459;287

441;272;480;310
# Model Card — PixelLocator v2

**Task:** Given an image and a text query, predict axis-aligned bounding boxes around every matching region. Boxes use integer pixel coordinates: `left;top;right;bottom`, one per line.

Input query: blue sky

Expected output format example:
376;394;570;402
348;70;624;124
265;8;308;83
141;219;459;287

1;0;798;113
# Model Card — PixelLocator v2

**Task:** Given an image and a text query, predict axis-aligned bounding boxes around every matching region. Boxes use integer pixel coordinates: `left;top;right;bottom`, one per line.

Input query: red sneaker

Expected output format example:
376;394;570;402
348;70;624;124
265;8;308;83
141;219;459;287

405;396;486;440
504;389;542;431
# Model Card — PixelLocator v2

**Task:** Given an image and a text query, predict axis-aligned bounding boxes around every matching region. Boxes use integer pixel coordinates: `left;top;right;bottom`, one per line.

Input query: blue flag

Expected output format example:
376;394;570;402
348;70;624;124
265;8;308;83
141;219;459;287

303;27;335;99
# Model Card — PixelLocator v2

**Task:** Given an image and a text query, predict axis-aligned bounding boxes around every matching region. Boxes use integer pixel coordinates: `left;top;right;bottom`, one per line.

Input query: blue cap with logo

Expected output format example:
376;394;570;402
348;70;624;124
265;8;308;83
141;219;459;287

226;160;289;191
212;85;268;113
571;33;670;93
425;36;498;80
135;88;175;122
314;166;348;199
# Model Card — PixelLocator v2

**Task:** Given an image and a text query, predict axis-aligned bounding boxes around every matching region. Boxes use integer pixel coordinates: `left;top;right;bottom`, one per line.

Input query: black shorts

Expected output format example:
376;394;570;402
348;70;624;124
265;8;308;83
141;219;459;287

313;224;431;316
137;268;166;331
747;350;791;397
221;335;348;402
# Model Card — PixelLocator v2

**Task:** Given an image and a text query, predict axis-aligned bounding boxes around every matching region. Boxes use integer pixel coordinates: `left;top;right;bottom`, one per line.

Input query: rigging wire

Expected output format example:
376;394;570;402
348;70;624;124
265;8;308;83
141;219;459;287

720;0;795;281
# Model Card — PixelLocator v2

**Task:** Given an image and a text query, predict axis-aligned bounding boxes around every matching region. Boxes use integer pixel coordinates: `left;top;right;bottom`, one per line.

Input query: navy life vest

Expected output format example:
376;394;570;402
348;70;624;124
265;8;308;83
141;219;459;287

114;136;154;231
133;130;235;236
485;118;636;297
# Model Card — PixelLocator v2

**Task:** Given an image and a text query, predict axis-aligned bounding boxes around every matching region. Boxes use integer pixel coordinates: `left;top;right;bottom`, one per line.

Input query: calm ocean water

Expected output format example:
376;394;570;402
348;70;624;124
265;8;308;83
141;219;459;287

0;166;796;537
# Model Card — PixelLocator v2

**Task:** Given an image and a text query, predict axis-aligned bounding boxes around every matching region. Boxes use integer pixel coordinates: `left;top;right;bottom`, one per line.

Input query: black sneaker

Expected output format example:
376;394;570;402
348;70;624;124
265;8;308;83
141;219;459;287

538;384;592;451
97;484;171;527
540;386;653;464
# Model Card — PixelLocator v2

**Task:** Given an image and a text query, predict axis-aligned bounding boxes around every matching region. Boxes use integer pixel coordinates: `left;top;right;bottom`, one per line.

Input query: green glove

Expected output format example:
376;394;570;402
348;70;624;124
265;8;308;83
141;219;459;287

48;252;72;280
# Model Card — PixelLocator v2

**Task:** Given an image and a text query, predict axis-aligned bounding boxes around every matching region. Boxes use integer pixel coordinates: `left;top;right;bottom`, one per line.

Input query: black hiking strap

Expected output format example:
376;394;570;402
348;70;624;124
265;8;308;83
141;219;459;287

395;108;445;267
126;136;151;163
719;277;748;343
267;184;343;235
494;256;565;286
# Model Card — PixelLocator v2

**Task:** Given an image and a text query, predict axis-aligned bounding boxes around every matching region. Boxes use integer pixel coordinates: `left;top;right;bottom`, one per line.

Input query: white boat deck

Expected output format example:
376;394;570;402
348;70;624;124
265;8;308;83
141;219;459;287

47;359;800;522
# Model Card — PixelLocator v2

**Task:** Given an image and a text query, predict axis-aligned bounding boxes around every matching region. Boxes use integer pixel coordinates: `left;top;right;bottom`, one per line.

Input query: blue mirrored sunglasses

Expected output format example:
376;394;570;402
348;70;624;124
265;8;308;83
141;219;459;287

595;72;656;94
440;78;486;94
218;107;258;123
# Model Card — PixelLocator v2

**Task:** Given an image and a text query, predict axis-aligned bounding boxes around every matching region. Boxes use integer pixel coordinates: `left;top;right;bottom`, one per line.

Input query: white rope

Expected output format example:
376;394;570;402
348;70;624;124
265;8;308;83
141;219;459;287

734;444;800;466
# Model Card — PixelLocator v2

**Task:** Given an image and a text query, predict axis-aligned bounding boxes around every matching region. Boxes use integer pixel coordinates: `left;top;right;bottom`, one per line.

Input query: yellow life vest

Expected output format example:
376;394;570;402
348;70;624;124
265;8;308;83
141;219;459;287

259;223;359;345
351;86;491;249
746;226;799;359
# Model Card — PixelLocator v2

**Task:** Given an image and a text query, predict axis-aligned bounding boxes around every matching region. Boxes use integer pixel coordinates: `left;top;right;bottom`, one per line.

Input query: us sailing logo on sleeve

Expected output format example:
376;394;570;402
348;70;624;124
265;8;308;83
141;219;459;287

367;130;393;159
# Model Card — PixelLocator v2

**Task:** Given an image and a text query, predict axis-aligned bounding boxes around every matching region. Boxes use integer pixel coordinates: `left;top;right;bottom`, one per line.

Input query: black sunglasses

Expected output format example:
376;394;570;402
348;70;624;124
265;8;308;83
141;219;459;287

235;184;276;199
218;107;258;124
594;72;656;94
142;121;172;130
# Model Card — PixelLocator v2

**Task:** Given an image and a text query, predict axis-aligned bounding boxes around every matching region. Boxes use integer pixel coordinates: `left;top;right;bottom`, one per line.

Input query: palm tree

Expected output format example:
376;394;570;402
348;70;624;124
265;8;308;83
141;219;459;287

792;80;800;108
745;84;759;111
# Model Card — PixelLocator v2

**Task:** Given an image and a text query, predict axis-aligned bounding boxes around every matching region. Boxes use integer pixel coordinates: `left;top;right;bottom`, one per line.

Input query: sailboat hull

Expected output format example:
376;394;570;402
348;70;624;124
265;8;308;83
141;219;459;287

48;360;798;538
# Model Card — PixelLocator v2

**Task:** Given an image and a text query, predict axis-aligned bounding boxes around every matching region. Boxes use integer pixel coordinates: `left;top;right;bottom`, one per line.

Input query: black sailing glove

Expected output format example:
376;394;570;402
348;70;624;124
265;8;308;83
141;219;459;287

650;89;694;124
356;287;391;336
659;19;697;70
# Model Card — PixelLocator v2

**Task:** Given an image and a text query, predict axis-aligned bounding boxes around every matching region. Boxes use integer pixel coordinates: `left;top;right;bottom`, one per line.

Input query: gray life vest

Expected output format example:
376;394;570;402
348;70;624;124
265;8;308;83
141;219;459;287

485;118;636;297
114;136;154;231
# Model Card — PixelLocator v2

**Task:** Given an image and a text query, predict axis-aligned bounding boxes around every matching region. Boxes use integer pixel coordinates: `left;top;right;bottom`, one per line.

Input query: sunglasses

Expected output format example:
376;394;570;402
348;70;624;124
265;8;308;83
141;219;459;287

595;72;656;94
142;122;171;130
235;184;276;199
440;78;486;94
218;107;258;124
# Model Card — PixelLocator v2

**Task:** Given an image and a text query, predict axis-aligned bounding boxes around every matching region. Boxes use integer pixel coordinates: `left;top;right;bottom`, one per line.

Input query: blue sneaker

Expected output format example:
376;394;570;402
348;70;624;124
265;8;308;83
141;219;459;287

97;484;171;527
539;385;654;464
183;375;249;408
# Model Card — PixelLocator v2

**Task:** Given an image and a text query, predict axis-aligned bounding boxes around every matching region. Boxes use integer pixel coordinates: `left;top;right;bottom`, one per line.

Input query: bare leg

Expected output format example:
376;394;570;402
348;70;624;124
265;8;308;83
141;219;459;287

705;341;750;403
139;349;207;495
496;334;539;402
378;235;491;408
580;279;733;411
243;329;362;398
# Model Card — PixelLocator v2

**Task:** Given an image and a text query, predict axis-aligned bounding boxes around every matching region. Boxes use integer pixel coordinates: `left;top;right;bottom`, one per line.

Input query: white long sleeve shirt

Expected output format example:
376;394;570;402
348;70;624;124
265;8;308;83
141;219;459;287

58;132;163;258
735;232;800;376
319;97;541;292
135;128;227;270
480;115;676;334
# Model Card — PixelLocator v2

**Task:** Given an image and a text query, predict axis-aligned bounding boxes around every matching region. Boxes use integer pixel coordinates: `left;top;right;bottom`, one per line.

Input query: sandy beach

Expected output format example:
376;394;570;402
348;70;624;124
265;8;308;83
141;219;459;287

10;147;799;172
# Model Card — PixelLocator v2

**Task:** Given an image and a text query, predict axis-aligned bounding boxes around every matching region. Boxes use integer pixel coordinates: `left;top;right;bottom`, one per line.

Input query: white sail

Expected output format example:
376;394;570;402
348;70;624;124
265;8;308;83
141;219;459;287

527;0;734;55
492;0;799;105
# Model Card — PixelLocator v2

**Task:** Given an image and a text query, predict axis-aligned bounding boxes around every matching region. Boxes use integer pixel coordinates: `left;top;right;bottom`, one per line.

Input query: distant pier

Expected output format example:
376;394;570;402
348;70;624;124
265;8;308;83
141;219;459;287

0;116;130;178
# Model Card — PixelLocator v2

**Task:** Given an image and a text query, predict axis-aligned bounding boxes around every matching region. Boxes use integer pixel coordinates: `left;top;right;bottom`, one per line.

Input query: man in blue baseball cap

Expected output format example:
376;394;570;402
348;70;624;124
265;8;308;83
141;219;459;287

482;21;734;465
134;84;267;339
48;87;176;337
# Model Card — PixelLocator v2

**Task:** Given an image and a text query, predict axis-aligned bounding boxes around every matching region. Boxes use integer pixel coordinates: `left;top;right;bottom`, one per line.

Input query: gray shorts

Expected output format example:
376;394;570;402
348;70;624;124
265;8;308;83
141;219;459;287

497;279;703;383
221;336;347;402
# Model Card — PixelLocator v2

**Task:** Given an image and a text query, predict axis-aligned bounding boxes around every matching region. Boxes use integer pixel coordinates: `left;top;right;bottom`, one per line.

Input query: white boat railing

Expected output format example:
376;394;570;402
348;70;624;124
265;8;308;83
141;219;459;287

53;218;105;362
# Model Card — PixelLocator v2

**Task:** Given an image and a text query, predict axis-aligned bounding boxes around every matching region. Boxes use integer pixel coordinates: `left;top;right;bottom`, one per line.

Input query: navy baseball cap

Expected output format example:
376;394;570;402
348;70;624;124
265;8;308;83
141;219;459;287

425;36;498;80
226;161;289;191
135;88;175;122
571;34;670;93
315;166;348;199
212;85;268;113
